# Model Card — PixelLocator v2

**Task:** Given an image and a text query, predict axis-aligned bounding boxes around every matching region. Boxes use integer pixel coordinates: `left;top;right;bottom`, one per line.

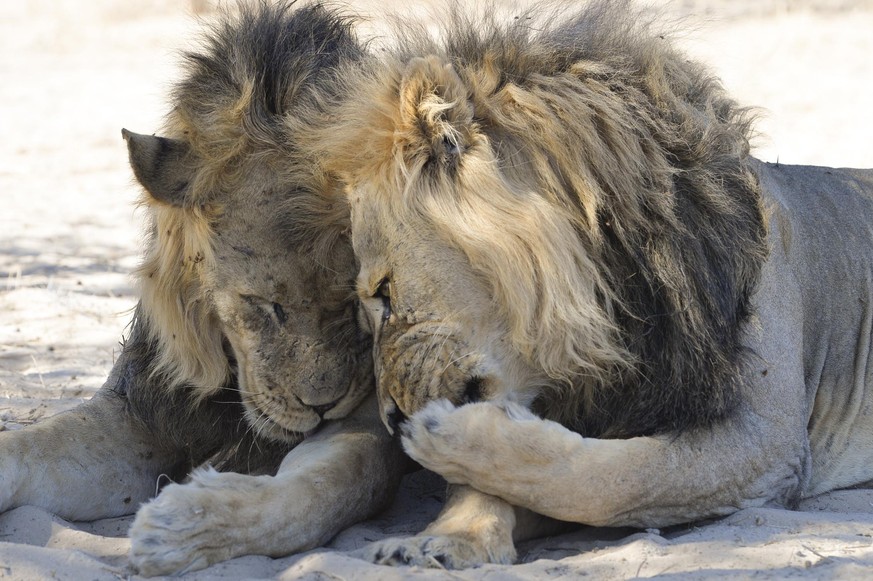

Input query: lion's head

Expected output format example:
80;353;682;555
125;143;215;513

126;2;370;442
317;1;768;438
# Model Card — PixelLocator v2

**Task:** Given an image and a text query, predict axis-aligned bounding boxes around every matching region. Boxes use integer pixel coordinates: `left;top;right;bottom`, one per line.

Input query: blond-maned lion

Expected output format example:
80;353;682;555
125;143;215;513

0;3;404;576
311;0;873;568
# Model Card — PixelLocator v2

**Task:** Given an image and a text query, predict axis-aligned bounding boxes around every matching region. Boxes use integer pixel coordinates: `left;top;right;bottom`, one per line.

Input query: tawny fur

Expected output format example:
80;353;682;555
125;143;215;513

0;3;406;577
308;0;873;571
314;0;766;437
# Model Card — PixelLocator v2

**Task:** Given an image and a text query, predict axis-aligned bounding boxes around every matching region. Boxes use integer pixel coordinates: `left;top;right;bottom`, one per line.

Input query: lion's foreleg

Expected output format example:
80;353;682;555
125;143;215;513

357;482;569;569
358;484;517;568
269;397;407;547
0;390;178;520
402;399;808;528
129;393;405;577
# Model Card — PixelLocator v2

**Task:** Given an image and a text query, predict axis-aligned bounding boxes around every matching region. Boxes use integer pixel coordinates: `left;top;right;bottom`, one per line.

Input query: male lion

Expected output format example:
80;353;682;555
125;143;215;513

0;3;403;576
313;0;873;568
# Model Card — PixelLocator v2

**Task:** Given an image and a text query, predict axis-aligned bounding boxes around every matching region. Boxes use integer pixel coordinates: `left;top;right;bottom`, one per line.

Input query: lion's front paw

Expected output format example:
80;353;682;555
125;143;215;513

357;532;515;569
399;400;470;483
401;399;536;484
129;469;257;576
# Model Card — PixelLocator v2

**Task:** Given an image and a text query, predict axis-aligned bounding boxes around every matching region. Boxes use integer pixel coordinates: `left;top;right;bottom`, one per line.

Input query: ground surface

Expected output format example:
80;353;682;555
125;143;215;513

1;1;872;579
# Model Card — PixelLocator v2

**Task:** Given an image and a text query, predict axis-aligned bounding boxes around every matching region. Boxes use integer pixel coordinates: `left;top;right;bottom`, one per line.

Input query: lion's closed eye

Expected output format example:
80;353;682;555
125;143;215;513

239;294;289;326
273;302;288;325
373;277;391;298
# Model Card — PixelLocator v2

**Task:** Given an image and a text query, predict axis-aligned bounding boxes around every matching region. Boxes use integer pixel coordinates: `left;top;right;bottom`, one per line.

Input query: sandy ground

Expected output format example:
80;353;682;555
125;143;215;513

1;0;872;579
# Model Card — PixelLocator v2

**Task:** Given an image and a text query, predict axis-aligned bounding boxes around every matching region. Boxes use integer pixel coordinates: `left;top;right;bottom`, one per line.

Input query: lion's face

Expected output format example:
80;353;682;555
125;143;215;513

350;183;542;432
127;130;371;442
208;170;371;440
333;56;627;432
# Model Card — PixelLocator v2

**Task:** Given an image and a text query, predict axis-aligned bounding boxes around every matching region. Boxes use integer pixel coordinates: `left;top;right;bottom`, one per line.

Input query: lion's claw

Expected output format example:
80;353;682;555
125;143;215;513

357;532;514;569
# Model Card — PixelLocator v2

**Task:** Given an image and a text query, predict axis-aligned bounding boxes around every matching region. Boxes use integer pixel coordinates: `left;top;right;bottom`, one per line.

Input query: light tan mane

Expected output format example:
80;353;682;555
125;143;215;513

134;83;280;397
318;0;767;436
135;197;226;396
132;3;362;398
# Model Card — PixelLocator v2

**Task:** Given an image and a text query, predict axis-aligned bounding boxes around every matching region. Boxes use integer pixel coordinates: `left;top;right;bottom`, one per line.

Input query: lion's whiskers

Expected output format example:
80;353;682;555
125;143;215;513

417;306;475;397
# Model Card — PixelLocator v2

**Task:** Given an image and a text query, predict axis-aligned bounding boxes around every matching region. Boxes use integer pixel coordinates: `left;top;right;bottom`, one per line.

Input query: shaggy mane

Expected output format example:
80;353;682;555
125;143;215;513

134;1;362;396
319;0;768;437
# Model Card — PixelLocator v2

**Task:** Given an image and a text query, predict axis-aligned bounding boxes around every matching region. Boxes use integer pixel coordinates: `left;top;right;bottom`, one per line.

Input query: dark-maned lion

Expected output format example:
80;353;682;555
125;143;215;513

0;3;403;576
312;0;873;568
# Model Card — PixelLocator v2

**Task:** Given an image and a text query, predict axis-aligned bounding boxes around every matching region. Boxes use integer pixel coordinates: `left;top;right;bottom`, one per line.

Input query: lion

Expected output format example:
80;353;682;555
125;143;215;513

0;3;404;576
309;0;873;568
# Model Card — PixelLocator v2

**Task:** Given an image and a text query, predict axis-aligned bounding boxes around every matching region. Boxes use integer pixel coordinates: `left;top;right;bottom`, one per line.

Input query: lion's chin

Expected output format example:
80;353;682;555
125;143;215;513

241;401;318;443
237;364;372;441
239;391;323;442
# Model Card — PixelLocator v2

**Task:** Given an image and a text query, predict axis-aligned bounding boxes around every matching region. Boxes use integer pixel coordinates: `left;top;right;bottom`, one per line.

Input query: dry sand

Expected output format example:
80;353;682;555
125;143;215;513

1;1;872;579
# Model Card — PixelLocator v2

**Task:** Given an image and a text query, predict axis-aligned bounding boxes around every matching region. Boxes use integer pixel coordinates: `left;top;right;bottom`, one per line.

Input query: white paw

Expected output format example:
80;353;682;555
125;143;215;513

129;468;263;576
400;399;536;483
356;532;515;569
399;400;466;482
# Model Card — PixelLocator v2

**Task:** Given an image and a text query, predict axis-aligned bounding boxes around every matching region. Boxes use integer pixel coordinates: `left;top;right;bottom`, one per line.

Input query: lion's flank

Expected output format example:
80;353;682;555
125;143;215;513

320;0;768;437
135;2;361;396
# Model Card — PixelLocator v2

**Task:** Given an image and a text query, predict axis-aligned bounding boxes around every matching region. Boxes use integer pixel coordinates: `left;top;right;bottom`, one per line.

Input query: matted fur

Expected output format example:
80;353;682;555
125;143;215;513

315;0;768;437
137;1;363;399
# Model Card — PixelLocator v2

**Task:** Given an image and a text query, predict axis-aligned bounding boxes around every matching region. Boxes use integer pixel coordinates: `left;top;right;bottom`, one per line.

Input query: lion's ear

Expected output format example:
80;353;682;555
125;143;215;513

122;129;196;206
399;56;472;163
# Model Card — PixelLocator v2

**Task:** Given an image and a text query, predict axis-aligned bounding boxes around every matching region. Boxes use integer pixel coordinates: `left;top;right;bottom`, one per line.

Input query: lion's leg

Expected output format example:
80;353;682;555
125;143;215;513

401;395;809;528
358;483;570;569
359;484;517;568
401;270;812;529
0;389;180;521
128;392;405;577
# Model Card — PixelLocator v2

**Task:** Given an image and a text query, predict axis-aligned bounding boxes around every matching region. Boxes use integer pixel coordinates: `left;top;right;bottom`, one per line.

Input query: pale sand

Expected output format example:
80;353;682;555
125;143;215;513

1;1;872;579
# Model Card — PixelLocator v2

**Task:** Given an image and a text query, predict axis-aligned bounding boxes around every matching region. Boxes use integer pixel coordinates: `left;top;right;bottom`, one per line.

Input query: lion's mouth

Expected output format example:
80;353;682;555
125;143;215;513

378;373;487;434
240;395;318;442
238;369;371;441
236;363;325;441
227;337;348;440
379;397;408;435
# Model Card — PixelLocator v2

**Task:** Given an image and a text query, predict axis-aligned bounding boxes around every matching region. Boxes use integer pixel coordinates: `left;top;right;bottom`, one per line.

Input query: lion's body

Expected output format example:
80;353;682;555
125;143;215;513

312;0;873;568
757;161;873;496
0;3;404;576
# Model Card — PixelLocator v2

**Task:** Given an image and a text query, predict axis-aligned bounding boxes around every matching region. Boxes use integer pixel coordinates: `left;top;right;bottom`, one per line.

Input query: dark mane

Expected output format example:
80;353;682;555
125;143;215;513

124;1;363;470
167;1;363;257
344;0;768;438
462;2;768;438
175;1;362;144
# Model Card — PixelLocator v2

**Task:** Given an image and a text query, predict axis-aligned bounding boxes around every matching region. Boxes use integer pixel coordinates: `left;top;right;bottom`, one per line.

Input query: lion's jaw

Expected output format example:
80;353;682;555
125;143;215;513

374;321;486;428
